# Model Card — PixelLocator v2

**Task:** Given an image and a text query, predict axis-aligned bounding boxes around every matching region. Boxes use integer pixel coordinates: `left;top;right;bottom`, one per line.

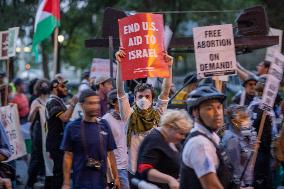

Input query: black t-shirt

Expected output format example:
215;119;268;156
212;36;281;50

46;95;67;151
137;129;180;189
232;92;254;106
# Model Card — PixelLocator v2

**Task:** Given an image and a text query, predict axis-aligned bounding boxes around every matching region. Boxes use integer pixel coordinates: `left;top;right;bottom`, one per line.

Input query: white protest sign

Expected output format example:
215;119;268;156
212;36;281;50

90;58;117;79
0;105;26;161
0;31;9;60
38;107;54;176
265;28;282;62
8;27;19;57
193;24;237;78
261;51;284;111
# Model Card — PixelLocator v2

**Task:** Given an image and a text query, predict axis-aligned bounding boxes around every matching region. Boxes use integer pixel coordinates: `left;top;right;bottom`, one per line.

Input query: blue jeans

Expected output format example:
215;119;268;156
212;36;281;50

118;169;129;189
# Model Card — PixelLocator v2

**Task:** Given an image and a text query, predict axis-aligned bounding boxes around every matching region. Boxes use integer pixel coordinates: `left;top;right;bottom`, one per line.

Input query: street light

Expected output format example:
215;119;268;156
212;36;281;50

23;47;31;53
58;35;64;43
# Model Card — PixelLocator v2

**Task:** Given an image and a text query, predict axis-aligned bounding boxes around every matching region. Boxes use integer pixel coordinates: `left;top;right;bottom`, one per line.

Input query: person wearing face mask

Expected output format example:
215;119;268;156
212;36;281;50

136;109;192;189
222;105;258;189
26;79;50;189
115;49;173;176
11;78;30;124
45;79;78;189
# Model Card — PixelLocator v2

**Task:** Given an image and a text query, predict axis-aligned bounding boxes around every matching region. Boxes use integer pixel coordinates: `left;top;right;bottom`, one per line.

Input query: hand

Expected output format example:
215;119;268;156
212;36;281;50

70;96;78;106
167;177;179;189
0;177;12;189
35;106;41;111
61;184;71;189
115;48;126;63
114;177;121;189
163;52;173;67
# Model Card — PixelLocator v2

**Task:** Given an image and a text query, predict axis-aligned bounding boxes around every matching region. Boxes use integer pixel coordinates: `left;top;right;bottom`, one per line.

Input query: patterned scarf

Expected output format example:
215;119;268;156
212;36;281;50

127;104;160;146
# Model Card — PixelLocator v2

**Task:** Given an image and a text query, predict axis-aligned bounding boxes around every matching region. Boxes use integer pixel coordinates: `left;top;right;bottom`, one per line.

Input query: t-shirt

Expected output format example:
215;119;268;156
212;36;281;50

46;95;67;151
60;118;116;189
137;129;180;189
102;112;128;169
11;93;29;118
118;94;169;173
182;122;220;178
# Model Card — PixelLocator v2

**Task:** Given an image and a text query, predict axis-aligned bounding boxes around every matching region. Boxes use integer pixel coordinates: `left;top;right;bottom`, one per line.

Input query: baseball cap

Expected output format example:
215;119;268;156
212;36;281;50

50;79;68;91
13;78;23;86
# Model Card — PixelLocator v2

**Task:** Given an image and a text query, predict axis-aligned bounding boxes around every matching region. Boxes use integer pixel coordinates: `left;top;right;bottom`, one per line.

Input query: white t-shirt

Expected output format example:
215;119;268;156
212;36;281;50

118;94;169;174
102;112;128;170
182;122;220;178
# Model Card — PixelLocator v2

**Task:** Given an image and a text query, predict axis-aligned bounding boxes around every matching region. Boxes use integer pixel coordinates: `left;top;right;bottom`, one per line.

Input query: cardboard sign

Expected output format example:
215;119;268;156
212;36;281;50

38;106;54;176
118;13;169;80
90;58;117;79
261;51;284;111
265;28;283;62
0;105;26;161
0;31;9;60
193;24;237;78
8;27;19;57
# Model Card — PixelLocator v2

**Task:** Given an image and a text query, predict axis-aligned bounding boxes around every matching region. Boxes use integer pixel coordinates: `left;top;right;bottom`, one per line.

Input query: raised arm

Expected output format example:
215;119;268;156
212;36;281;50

115;50;126;98
160;53;174;100
237;61;256;81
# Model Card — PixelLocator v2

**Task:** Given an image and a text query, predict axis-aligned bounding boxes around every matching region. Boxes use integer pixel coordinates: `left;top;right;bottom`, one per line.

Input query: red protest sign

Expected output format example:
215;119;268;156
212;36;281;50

118;13;169;80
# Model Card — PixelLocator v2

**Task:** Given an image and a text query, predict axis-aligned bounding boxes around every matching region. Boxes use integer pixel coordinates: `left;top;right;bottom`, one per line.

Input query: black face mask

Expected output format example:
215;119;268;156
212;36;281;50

40;87;49;95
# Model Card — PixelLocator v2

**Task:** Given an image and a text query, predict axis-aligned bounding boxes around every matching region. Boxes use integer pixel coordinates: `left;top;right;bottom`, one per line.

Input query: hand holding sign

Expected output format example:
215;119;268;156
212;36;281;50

116;48;173;69
118;13;169;80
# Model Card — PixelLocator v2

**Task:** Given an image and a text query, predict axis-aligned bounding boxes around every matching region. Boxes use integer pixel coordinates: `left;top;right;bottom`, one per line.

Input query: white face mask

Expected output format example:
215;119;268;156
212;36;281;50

136;97;151;110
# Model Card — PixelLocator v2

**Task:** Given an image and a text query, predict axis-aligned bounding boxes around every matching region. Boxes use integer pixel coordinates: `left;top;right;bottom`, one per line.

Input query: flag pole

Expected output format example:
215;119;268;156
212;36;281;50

53;27;59;78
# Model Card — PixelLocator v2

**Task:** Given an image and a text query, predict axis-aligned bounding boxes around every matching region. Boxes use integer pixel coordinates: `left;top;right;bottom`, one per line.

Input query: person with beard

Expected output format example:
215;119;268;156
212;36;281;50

180;86;237;189
11;78;29;124
61;89;120;189
115;49;173;175
26;79;50;189
45;79;78;189
232;76;257;106
95;76;113;117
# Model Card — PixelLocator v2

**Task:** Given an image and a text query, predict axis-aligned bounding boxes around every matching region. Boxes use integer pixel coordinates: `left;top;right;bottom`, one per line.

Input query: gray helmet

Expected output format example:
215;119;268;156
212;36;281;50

187;86;226;114
243;75;257;87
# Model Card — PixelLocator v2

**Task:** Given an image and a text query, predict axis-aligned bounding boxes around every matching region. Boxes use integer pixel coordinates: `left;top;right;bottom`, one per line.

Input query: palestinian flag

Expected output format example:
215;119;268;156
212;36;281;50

32;0;60;60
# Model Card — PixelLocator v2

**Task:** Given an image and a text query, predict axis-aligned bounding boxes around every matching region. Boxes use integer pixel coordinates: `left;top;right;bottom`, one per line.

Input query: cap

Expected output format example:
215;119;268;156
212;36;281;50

243;75;257;87
82;71;90;79
13;78;23;86
183;72;197;85
50;79;68;91
95;76;112;85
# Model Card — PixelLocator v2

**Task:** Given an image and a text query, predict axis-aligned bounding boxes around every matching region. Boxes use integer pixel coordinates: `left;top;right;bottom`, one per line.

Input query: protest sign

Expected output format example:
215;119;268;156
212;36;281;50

90;58;117;79
193;24;237;78
118;13;169;80
261;51;284;111
38;106;54;176
0;105;26;161
265;28;283;62
0;31;9;60
8;27;19;57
